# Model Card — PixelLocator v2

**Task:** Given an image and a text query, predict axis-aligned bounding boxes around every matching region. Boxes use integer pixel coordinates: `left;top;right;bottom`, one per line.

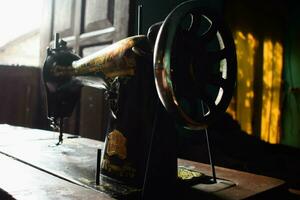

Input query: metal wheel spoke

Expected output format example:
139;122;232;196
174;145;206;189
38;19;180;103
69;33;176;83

183;30;201;50
208;75;228;89
199;20;218;44
207;48;227;61
189;98;199;119
189;12;202;34
185;34;225;62
196;49;227;70
201;90;216;111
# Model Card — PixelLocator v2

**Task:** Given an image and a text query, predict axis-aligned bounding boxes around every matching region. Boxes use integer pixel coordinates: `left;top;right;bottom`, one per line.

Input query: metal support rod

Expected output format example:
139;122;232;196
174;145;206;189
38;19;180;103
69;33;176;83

201;101;217;183
137;4;143;35
56;118;64;146
96;149;101;185
142;100;159;199
204;128;217;183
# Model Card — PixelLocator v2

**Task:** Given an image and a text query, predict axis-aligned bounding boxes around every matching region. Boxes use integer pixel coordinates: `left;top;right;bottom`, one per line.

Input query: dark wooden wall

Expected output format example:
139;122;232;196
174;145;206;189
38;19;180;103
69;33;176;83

0;66;48;129
0;65;110;141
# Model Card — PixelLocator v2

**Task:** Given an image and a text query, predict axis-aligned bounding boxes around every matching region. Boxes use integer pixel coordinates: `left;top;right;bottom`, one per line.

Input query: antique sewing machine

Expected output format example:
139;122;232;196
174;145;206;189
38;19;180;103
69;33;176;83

42;0;236;199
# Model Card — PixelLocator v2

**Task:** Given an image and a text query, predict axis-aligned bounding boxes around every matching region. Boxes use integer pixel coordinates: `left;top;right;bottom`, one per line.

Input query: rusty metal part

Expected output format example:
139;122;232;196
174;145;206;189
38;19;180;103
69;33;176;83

178;166;205;180
49;36;148;79
106;129;127;160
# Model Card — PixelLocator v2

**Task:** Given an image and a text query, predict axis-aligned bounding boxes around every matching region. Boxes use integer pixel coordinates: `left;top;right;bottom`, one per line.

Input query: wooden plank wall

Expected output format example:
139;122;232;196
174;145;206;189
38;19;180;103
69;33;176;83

0;66;48;129
0;66;108;141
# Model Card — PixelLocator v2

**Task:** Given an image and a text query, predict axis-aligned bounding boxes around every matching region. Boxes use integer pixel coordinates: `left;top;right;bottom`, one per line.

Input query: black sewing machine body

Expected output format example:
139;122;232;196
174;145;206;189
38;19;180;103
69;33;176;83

43;36;177;197
42;0;237;198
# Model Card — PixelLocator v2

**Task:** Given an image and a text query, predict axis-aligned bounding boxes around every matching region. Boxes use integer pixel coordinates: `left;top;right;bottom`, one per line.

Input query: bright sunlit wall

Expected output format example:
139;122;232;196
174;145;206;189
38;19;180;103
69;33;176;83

228;30;283;144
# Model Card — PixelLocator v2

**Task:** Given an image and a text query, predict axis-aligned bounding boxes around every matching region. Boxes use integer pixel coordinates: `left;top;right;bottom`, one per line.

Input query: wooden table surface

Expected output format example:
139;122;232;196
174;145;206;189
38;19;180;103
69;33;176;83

0;124;286;199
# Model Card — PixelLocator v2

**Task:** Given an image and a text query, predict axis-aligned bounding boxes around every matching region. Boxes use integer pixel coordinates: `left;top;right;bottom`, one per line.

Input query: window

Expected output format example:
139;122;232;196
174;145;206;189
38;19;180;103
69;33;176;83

0;0;42;66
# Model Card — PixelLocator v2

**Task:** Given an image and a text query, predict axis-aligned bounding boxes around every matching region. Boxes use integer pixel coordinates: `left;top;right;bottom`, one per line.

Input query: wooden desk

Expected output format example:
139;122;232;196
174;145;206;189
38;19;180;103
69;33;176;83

0;124;286;199
0;154;111;200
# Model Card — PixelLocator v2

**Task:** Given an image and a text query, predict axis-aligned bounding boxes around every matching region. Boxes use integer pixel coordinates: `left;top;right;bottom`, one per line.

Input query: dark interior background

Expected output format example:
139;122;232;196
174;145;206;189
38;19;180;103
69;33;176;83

0;0;300;194
0;0;299;147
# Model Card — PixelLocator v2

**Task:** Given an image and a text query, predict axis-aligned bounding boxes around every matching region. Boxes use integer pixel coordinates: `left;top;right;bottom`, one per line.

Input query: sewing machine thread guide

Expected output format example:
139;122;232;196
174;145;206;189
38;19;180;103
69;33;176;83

54;33;59;49
137;4;143;35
